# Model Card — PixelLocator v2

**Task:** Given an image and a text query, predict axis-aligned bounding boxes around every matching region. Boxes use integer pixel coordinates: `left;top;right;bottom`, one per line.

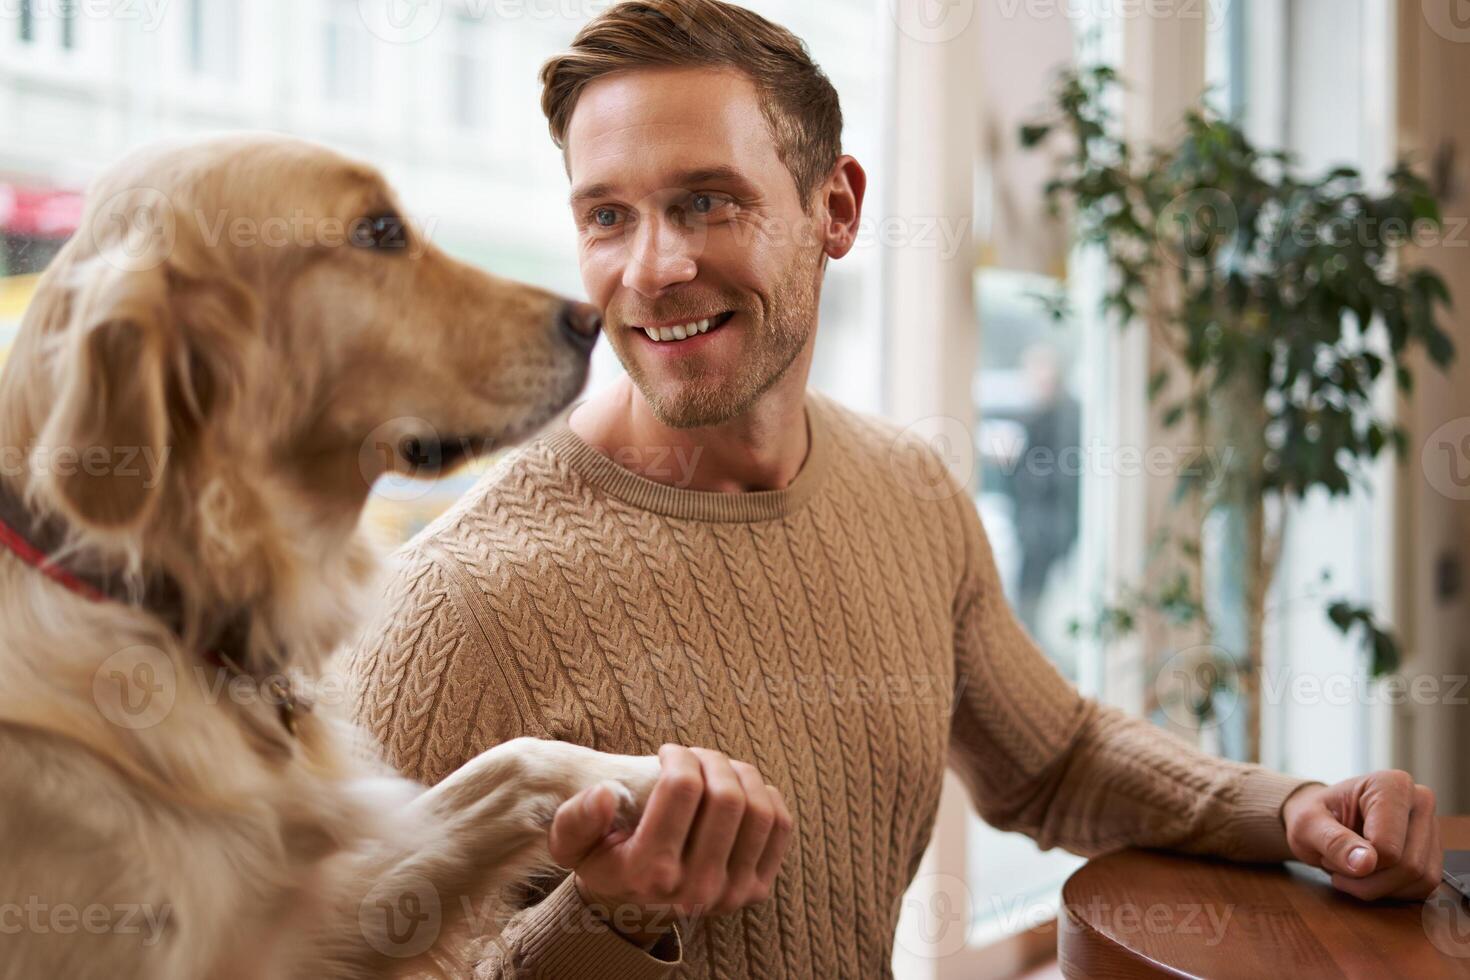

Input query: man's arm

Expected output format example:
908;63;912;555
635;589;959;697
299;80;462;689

342;543;683;979
943;494;1308;863
943;494;1442;898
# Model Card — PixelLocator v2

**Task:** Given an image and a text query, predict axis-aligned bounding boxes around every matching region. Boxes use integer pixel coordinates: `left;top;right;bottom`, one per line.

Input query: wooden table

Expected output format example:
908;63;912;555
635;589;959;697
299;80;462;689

1058;816;1470;978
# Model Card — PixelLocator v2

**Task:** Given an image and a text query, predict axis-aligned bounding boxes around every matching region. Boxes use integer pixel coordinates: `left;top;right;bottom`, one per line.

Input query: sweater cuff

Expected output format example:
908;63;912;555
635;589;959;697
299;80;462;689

1219;768;1320;863
510;875;683;979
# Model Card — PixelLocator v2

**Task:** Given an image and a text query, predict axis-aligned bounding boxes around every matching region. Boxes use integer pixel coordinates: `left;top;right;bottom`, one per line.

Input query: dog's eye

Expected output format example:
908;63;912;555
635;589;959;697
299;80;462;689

351;212;408;251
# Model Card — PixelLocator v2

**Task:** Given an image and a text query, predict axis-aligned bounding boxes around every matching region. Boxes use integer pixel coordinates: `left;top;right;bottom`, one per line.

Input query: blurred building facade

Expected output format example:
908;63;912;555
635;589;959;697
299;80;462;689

0;0;883;541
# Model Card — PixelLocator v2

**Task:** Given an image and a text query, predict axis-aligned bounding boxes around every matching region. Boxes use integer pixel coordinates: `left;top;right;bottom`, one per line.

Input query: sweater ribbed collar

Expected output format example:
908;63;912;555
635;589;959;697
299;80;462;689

540;393;833;524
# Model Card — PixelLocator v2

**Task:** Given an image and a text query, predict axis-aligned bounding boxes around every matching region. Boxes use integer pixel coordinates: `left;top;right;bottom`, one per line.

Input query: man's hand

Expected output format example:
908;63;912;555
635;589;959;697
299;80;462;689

548;745;794;949
1282;770;1441;901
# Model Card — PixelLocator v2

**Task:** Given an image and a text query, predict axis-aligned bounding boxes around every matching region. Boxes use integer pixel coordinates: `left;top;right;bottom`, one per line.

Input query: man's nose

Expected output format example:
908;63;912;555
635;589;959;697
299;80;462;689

621;219;699;296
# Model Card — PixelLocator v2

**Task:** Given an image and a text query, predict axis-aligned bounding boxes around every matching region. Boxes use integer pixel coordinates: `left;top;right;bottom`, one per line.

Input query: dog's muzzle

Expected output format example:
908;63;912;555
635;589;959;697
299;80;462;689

558;301;603;354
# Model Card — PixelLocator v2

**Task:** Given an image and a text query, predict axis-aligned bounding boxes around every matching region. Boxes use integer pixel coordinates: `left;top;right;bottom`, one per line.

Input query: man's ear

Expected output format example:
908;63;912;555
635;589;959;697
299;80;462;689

821;155;868;261
34;255;174;532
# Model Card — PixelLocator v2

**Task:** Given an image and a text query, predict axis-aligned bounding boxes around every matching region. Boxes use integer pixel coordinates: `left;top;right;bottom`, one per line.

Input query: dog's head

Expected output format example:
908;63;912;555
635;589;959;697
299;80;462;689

0;135;598;659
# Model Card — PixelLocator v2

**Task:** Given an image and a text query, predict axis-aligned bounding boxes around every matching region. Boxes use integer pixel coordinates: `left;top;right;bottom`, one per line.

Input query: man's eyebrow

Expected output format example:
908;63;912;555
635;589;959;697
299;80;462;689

569;166;753;205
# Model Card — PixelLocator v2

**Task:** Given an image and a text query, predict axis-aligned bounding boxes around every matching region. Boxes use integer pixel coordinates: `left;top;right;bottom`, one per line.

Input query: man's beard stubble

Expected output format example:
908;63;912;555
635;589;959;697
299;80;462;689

617;249;822;430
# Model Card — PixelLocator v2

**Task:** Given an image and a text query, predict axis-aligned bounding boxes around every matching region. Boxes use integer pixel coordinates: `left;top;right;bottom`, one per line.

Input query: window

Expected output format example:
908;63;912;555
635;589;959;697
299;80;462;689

450;12;490;132
962;165;1099;965
187;0;241;83
13;0;77;52
974;270;1087;680
323;0;371;106
1223;0;1397;783
60;0;74;50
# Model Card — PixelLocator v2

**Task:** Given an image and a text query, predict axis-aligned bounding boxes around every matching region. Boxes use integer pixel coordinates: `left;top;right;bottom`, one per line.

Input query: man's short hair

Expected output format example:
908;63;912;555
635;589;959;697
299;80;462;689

540;0;843;206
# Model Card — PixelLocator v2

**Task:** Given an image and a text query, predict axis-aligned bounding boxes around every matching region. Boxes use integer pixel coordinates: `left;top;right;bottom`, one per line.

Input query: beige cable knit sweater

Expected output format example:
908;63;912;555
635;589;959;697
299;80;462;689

343;392;1309;978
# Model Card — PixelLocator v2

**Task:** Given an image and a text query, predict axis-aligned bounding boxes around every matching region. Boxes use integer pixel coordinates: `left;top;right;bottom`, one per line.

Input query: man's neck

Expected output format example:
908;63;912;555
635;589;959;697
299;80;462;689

568;373;811;494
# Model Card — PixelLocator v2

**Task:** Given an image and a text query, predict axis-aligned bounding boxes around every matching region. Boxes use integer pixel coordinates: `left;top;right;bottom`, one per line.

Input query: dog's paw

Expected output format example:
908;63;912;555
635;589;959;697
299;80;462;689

605;755;660;833
597;780;640;835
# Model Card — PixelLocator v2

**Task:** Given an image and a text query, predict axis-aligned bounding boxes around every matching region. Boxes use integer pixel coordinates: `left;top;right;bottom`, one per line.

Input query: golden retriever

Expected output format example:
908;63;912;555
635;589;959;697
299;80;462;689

0;135;660;979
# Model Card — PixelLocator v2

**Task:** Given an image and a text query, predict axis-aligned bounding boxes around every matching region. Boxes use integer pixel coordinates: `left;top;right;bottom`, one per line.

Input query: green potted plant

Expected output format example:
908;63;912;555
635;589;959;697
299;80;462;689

1021;65;1455;762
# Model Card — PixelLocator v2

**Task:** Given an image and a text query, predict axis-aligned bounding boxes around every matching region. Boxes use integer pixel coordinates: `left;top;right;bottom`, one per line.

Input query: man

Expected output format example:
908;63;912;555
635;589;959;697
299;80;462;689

344;2;1442;976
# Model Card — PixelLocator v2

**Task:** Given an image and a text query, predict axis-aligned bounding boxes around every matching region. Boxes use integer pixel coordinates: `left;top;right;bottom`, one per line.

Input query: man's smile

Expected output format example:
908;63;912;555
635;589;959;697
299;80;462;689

632;310;737;344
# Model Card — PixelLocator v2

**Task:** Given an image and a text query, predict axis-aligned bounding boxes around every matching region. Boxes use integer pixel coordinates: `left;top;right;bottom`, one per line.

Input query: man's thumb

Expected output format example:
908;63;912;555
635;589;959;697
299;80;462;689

1309;811;1378;877
549;783;618;868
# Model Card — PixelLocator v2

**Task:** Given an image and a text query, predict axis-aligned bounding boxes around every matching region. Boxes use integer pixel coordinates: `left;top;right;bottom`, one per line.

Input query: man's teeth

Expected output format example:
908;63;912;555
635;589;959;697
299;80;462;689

642;318;716;343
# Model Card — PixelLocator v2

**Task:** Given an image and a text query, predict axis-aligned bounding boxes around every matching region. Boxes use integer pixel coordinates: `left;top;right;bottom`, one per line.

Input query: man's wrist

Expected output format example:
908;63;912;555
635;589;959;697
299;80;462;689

573;875;675;951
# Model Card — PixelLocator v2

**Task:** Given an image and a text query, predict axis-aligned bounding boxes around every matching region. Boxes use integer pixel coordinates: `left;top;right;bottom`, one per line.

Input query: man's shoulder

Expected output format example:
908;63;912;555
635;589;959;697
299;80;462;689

812;390;910;454
812;391;972;512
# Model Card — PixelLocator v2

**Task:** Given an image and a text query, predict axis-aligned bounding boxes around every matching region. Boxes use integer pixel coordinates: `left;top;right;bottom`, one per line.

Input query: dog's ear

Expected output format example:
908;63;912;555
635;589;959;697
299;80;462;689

34;253;175;532
34;248;258;533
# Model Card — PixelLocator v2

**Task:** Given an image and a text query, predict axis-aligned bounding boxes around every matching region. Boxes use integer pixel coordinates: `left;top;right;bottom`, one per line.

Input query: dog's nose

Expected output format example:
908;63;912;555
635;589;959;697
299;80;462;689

558;301;603;353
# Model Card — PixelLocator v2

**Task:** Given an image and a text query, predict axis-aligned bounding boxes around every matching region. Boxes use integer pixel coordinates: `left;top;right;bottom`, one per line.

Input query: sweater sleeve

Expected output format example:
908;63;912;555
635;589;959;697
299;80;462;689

943;494;1313;863
341;543;682;979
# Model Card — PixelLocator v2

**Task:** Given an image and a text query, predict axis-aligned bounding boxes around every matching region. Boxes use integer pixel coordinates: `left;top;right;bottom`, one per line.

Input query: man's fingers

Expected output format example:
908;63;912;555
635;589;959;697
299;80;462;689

1330;807;1426;900
756;786;794;884
1332;784;1441;901
549;782;619;868
725;762;776;877
1390;801;1444;901
1360;771;1414;870
1403;803;1444;900
630;744;705;861
1303;806;1378;877
684;748;746;873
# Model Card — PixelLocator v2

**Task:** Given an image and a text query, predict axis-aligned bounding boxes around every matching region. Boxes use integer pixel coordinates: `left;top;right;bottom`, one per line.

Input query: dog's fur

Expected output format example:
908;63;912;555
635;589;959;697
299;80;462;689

0;135;659;979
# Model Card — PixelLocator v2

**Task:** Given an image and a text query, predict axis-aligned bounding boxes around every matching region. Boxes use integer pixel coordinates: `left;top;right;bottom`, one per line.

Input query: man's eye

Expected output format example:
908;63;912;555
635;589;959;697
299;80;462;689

691;193;730;215
351;212;408;250
593;208;622;229
690;192;738;217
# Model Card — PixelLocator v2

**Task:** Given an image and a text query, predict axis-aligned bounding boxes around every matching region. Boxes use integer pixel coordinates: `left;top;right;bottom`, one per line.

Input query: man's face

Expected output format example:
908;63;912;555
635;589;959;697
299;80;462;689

565;67;825;428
